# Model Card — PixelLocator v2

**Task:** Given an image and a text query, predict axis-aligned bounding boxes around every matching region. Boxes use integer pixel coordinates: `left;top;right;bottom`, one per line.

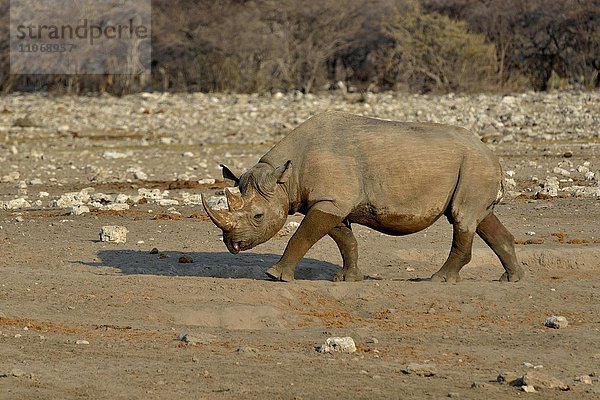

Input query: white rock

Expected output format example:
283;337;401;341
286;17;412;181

585;171;595;180
540;177;560;197
53;189;94;208
553;167;570;177
575;375;592;385
0;198;31;210
577;166;590;174
544;316;568;329
99;203;130;211
317;337;356;354
206;196;228;211
103;150;130;159
157;199;179;207
133;170;148;180
71;205;90;216
278;221;301;236
29;178;43;185
76;339;90;345
115;194;130;204
100;226;129;243
522;385;537;393
198;178;216;185
1;171;20;183
138;188;165;200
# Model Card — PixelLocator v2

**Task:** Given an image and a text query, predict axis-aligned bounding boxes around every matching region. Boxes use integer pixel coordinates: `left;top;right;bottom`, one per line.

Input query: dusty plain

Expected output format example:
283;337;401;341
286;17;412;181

1;91;600;399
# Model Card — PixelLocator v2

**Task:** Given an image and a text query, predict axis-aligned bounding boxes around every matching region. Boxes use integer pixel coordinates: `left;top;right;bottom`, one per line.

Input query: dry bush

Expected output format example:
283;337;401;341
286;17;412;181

0;0;597;94
373;0;500;93
422;0;600;90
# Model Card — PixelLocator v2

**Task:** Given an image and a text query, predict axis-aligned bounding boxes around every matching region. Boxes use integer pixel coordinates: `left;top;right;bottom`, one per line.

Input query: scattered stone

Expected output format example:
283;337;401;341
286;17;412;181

563;151;573;158
317;337;357;354
99;203;130;211
522;385;537;393
206;195;227;211
470;381;489;389
497;371;520;385
15;216;24;223
538;177;560;197
277;221;301;236
100;226;129;243
236;346;260;354
76;340;90;345
553;167;570;177
179;332;216;345
575;375;593;385
198;178;216;185
0;198;31;210
448;392;460;398
402;363;437;377
157;199;179;207
71;205;90;216
1;171;20;183
520;370;570;391
545;316;568;329
133;170;148;180
178;255;193;263
10;369;27;377
150;247;159;254
103;150;130;159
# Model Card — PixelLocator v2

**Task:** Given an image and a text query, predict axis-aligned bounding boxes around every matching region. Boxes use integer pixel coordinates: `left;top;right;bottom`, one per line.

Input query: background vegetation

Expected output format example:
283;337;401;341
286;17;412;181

0;0;598;94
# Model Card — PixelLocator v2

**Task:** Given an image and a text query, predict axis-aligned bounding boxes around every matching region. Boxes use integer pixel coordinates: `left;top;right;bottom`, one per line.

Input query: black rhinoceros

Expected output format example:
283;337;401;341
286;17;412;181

202;111;523;283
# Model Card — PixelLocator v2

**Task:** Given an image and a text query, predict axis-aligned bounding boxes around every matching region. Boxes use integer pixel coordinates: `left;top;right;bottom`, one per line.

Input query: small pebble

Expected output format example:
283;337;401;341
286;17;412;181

76;340;90;345
545;316;568;329
178;255;193;263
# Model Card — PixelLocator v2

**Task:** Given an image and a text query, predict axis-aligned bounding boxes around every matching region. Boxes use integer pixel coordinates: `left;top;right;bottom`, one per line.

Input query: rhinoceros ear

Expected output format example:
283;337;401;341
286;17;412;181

220;164;240;186
273;160;292;184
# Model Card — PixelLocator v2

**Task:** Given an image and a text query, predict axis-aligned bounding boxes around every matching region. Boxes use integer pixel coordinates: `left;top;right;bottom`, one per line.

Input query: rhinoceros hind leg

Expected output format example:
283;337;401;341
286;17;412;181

476;212;524;282
431;225;474;283
329;223;363;282
266;204;344;282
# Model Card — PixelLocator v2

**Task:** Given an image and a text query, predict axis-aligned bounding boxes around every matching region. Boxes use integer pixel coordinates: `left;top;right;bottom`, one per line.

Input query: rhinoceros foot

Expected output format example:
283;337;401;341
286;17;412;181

430;271;461;283
499;268;524;282
333;268;364;282
265;264;295;282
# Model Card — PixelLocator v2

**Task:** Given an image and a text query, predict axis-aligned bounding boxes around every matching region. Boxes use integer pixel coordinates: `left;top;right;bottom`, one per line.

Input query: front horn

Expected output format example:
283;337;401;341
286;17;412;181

201;194;235;231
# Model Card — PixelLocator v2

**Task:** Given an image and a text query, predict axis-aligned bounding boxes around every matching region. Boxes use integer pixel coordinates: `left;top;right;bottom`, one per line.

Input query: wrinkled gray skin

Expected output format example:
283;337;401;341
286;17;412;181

202;111;523;283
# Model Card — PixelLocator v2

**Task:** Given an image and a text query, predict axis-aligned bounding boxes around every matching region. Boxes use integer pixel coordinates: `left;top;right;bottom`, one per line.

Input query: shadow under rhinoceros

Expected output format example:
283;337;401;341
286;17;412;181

83;250;342;281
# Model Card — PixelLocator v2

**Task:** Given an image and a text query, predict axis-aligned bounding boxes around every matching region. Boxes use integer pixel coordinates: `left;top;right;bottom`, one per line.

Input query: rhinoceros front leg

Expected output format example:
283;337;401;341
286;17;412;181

329;223;363;282
266;204;344;282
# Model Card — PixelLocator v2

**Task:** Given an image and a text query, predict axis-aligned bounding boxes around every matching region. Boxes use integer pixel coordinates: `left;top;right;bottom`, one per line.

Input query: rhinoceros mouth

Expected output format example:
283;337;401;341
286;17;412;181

224;238;247;254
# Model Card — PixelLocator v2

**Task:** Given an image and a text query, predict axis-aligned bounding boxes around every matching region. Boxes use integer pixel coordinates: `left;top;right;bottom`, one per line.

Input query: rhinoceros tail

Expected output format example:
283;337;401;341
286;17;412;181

494;177;505;206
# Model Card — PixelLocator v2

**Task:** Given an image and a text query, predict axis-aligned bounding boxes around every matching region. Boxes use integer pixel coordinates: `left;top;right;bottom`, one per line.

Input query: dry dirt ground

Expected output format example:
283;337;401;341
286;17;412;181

1;93;600;399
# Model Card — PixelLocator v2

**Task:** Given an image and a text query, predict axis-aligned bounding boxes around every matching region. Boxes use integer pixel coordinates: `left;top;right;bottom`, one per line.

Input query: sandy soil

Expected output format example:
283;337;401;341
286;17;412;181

1;93;600;399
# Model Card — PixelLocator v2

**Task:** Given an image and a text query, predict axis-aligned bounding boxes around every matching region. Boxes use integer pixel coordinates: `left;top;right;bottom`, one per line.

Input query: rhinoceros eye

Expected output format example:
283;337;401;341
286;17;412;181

253;213;264;221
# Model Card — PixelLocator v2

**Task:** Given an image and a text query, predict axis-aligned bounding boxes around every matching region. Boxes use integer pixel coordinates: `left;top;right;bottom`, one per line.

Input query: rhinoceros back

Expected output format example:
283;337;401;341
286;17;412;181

260;112;502;233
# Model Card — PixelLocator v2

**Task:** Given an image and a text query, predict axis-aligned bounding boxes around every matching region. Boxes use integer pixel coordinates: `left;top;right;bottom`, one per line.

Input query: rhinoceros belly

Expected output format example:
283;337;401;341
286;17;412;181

347;203;446;235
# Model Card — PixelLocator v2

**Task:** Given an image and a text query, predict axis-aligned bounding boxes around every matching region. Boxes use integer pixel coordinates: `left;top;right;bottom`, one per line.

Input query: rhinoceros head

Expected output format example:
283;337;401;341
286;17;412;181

202;161;292;254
